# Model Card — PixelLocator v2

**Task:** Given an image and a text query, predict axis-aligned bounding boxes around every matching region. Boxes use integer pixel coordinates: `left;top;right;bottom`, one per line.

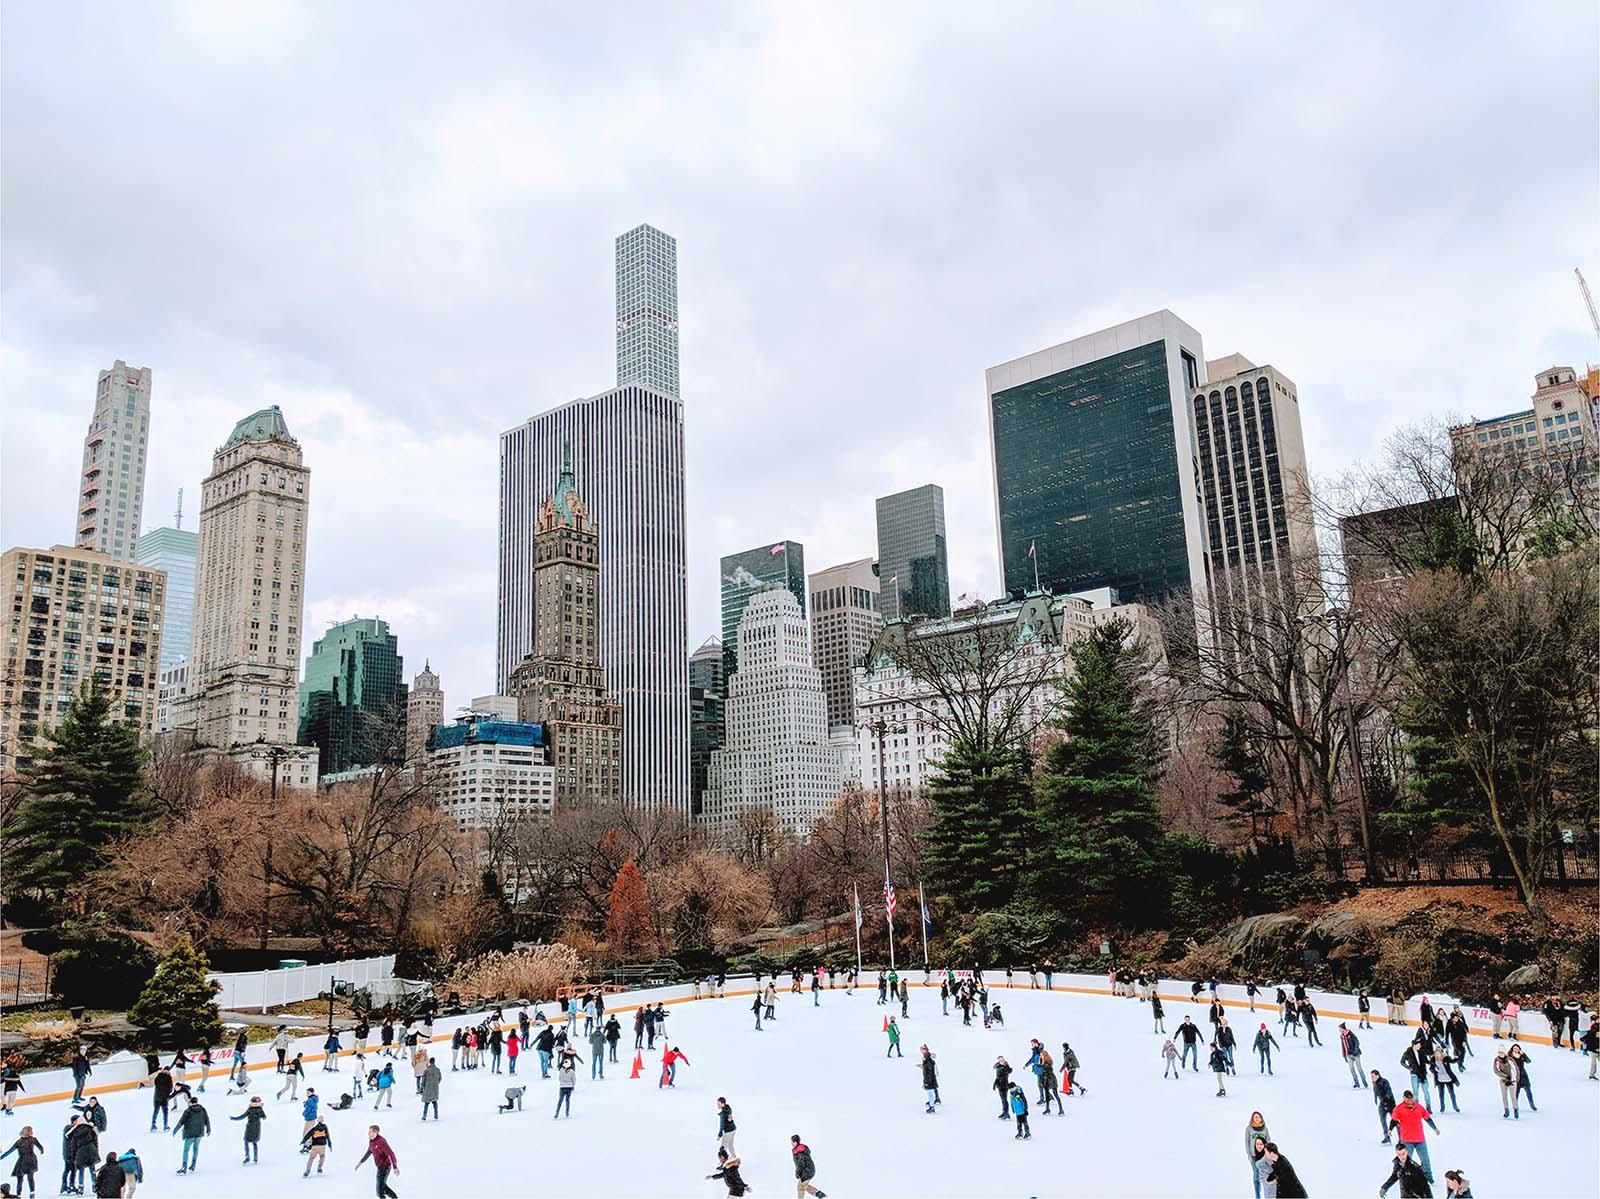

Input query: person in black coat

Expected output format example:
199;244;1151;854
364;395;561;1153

150;1066;175;1132
1379;1144;1433;1197
1264;1142;1307;1198
92;1152;124;1199
992;1057;1013;1118
65;1117;98;1195
707;1148;749;1196
1373;1070;1398;1141
919;1048;939;1113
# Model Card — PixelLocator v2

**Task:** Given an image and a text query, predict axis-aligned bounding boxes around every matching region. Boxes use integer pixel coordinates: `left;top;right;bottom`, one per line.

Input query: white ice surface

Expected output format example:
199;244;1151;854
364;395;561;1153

9;982;1595;1198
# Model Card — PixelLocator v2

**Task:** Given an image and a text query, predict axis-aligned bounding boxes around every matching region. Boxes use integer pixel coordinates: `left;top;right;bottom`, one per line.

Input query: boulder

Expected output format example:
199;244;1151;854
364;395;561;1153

1501;963;1542;989
1212;914;1307;966
1305;911;1384;954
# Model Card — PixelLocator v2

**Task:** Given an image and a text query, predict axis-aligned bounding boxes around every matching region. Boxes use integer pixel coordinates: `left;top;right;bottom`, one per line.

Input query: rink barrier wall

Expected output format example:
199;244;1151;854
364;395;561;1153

9;970;1565;1108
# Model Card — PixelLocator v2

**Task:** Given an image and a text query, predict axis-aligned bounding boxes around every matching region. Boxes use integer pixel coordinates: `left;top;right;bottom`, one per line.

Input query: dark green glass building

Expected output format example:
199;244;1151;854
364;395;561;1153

875;484;950;621
719;540;805;677
297;616;407;774
986;311;1206;606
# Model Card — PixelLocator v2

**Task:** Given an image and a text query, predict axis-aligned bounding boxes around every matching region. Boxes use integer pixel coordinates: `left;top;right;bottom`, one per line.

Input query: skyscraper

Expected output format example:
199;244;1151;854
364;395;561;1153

498;225;688;813
807;556;880;732
509;444;623;809
76;360;152;561
615;223;680;397
135;524;197;668
0;545;165;774
175;405;318;789
874;485;950;621
701;590;845;839
296;616;406;775
406;660;444;763
688;636;725;817
1190;354;1319;610
986;310;1207;605
719;541;805;678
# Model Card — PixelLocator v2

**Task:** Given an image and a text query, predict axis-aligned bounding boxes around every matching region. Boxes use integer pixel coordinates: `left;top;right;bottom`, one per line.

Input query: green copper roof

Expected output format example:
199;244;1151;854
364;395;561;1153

551;439;581;525
223;405;293;448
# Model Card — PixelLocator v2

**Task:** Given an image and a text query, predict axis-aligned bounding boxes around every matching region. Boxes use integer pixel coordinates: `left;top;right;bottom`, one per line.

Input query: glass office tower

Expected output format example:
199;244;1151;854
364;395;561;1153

135;526;197;668
875;484;950;621
986;310;1206;606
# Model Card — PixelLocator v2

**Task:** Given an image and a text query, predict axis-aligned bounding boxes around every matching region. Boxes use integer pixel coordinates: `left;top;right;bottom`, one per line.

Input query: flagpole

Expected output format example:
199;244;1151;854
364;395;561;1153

919;884;930;967
1030;540;1040;592
853;883;863;979
885;860;896;973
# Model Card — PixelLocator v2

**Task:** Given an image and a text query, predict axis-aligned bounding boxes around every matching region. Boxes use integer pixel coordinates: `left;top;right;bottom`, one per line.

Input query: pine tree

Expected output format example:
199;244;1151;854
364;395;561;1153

128;937;223;1048
1031;618;1170;925
4;677;147;900
604;858;657;960
1211;707;1274;843
923;738;1031;910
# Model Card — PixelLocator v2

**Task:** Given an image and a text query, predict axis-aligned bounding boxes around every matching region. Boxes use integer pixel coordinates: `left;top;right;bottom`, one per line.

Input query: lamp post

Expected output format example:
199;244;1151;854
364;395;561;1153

860;715;905;968
250;739;296;954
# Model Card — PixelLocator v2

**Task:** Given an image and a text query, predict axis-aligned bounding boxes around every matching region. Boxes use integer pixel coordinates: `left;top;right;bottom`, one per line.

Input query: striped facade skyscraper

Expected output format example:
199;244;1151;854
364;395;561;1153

497;224;687;812
76;360;152;561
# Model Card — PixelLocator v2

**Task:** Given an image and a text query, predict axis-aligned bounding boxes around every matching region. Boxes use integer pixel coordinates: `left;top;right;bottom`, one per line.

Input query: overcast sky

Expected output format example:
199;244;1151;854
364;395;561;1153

3;1;1596;707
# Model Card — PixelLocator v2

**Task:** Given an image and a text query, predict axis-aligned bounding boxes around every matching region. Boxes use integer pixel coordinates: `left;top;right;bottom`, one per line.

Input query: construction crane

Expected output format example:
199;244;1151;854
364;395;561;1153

1578;267;1600;339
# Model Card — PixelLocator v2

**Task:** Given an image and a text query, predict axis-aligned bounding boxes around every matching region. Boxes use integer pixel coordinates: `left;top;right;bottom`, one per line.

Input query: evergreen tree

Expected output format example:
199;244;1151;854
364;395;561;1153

128;936;223;1048
604;857;657;960
923;738;1031;910
1211;707;1274;844
1031;618;1170;925
4;677;147;900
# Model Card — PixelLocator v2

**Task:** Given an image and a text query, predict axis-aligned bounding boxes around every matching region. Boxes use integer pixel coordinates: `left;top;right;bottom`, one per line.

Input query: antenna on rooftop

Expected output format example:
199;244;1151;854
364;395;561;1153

175;488;184;530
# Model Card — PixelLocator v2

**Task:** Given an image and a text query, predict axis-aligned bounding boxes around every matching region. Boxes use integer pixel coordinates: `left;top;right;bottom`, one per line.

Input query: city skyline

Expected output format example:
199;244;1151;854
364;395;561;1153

3;5;1595;711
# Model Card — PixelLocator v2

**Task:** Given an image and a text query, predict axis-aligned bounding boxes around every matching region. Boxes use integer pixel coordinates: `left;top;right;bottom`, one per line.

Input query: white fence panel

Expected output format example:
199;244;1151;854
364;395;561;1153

208;955;396;1013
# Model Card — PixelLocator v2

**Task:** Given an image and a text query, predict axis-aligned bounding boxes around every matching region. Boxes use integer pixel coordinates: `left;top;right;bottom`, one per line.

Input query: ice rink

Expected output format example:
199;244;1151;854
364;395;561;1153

8;979;1596;1198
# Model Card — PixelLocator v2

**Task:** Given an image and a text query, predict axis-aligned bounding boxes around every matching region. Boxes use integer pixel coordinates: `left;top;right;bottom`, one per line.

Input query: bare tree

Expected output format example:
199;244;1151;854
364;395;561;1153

860;596;1072;756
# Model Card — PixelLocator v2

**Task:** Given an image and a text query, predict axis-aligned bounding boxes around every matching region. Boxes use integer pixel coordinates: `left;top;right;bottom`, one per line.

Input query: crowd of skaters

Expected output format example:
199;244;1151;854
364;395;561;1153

3;968;1595;1198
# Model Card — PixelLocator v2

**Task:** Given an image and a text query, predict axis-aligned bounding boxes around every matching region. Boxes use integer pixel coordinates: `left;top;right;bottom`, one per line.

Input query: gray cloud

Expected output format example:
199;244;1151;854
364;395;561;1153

3;1;1596;705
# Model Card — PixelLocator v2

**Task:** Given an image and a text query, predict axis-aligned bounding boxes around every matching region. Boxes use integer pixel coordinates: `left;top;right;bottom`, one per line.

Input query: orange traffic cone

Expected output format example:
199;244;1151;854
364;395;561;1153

882;1015;889;1032
629;1051;642;1079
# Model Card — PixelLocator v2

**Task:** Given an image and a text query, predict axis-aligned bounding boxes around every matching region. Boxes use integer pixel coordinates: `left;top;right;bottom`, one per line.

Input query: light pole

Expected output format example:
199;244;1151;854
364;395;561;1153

250;739;295;954
861;715;905;968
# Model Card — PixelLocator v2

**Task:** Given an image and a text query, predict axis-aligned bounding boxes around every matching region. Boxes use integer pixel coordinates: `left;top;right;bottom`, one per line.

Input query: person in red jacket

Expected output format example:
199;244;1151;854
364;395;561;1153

661;1045;690;1089
355;1125;399;1198
1387;1092;1439;1186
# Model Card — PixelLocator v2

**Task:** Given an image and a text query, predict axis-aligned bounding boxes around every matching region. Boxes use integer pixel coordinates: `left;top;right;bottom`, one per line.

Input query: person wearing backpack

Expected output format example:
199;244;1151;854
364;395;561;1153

790;1134;827;1198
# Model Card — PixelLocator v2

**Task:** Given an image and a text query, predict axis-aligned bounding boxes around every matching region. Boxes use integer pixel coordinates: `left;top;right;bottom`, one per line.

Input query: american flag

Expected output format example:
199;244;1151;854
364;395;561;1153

770;543;787;555
883;873;897;922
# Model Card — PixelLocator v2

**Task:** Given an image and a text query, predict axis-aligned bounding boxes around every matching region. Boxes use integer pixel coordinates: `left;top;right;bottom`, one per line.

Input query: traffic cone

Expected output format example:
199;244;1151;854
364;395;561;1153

882;1015;889;1032
629;1052;642;1079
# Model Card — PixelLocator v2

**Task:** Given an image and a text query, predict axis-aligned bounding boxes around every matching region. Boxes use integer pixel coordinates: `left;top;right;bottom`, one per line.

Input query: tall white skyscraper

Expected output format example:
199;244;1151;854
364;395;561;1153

615;223;679;398
499;385;687;811
701;589;845;839
76;360;152;561
499;224;688;811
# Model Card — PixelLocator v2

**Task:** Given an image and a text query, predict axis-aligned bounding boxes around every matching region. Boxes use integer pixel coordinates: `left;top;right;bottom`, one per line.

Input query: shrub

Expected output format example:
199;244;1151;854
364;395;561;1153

23;919;156;1009
442;943;584;1006
1372;926;1440;995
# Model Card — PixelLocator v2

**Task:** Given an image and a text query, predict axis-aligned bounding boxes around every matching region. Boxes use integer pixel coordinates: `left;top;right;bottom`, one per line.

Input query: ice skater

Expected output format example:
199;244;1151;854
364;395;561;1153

707;1147;749;1196
1060;1043;1085;1096
1176;1017;1202;1072
1210;1043;1229;1096
791;1134;826;1198
355;1125;398;1197
1151;993;1166;1033
1340;1023;1367;1087
1373;1070;1398;1141
886;1018;903;1058
300;1118;331;1177
1008;1085;1031;1139
715;1098;736;1156
920;1046;939;1113
228;1096;266;1164
1254;1024;1280;1075
1162;1038;1179;1079
277;1053;305;1101
1245;1113;1270;1199
992;1057;1013;1117
498;1087;525;1113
